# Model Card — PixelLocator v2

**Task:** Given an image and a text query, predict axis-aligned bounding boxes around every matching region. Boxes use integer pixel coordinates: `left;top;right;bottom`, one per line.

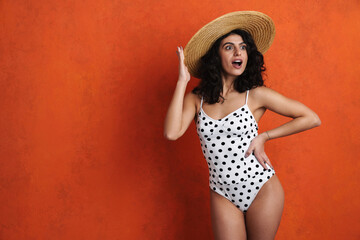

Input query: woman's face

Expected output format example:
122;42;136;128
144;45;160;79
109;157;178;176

218;34;248;79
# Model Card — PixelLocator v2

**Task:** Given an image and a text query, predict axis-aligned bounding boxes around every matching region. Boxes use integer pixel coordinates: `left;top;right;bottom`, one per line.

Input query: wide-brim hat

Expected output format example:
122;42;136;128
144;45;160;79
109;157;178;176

184;11;275;78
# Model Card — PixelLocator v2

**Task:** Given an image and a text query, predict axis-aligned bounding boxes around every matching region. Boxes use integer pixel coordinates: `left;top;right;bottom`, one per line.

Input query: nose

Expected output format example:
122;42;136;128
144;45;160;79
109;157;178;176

234;46;241;56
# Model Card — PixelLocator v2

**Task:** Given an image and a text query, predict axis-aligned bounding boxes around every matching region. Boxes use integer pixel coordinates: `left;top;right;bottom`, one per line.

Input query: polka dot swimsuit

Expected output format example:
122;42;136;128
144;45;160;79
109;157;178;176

196;90;275;213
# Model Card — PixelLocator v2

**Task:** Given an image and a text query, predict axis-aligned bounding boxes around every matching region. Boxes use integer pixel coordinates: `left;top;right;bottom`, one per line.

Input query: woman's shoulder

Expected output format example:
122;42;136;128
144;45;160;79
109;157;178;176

251;85;271;93
184;91;201;110
185;91;201;101
249;86;282;107
251;86;279;99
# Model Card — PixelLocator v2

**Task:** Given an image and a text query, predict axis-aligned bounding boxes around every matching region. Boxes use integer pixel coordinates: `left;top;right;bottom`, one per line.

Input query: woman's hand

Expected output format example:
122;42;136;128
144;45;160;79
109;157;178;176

244;132;274;170
176;46;191;82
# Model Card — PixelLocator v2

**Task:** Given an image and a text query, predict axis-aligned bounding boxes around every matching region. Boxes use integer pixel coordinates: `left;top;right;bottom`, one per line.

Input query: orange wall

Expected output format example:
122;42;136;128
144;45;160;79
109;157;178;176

0;0;359;239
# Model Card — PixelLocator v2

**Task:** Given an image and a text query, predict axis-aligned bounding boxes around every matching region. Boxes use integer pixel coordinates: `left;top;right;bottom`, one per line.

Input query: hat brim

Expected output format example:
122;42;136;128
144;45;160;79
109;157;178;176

184;11;275;78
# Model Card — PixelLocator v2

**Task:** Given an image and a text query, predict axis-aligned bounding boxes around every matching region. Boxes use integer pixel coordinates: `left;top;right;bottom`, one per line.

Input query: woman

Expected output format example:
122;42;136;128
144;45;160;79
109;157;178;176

164;11;321;240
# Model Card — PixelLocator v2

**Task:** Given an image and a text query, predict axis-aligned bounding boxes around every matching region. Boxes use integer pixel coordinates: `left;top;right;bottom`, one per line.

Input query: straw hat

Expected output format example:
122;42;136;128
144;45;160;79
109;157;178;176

184;11;275;78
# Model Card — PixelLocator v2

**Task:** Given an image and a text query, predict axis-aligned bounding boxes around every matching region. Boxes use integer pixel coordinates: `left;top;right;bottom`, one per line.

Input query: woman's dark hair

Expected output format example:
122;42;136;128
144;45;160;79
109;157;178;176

192;29;266;104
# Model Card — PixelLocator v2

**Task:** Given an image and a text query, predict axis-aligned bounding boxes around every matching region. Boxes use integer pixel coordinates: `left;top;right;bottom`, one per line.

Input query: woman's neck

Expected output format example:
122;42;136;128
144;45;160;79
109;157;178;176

221;75;236;98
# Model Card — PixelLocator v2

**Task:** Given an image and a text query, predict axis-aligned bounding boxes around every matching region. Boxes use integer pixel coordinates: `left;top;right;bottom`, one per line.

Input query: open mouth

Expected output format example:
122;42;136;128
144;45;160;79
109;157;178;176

232;60;242;68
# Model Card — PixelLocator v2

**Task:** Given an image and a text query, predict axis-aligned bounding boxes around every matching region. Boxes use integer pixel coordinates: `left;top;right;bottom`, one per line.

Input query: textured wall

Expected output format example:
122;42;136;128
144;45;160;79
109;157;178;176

0;0;359;239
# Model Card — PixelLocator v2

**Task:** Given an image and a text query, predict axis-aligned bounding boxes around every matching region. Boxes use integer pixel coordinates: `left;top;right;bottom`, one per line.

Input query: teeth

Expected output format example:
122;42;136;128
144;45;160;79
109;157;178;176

232;60;242;66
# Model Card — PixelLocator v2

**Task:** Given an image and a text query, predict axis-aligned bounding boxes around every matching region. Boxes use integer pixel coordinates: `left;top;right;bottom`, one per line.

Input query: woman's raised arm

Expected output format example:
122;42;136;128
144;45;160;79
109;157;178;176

163;46;197;140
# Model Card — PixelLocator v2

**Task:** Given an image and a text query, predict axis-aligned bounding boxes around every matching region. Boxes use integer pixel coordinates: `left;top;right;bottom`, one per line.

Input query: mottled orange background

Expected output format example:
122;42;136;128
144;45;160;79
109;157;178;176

1;0;359;239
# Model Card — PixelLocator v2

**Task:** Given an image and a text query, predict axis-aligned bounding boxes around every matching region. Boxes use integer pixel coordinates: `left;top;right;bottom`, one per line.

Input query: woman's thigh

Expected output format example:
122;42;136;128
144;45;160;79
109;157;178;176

245;174;285;240
209;188;247;240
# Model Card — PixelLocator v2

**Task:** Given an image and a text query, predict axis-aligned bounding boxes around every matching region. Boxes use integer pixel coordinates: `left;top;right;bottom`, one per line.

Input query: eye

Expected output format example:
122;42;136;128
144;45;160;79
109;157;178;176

240;45;247;50
225;45;233;50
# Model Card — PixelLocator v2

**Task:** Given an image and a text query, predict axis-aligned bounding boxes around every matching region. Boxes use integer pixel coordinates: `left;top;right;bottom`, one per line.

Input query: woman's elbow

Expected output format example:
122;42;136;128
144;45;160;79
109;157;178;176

164;131;180;141
311;113;321;127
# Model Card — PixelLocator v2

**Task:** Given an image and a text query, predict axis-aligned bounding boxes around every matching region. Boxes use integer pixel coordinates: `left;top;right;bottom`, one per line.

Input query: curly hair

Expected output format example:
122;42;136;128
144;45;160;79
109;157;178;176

192;29;267;104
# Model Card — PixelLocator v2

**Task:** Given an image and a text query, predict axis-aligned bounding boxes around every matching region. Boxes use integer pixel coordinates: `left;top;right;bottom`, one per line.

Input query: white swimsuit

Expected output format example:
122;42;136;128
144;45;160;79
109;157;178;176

196;89;275;213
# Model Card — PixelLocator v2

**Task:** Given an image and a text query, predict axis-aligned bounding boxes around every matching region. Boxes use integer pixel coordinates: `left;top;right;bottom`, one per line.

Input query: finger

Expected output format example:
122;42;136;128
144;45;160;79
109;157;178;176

262;153;274;169
244;146;253;158
179;48;185;58
265;159;274;169
260;153;270;170
255;152;268;170
178;49;184;61
261;159;268;170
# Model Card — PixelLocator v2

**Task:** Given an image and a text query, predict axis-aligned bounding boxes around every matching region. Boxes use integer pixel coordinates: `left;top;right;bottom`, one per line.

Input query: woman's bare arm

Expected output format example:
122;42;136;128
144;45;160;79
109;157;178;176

163;46;197;140
255;86;321;140
245;86;321;169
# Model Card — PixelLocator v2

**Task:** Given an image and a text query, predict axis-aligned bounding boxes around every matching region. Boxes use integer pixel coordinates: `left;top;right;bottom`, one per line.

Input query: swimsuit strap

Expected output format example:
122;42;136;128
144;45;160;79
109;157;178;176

245;90;249;105
200;96;204;108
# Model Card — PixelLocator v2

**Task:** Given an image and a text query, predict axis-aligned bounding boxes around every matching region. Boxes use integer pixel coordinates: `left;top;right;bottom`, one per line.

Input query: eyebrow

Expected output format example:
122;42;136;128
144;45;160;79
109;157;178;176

222;42;246;47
